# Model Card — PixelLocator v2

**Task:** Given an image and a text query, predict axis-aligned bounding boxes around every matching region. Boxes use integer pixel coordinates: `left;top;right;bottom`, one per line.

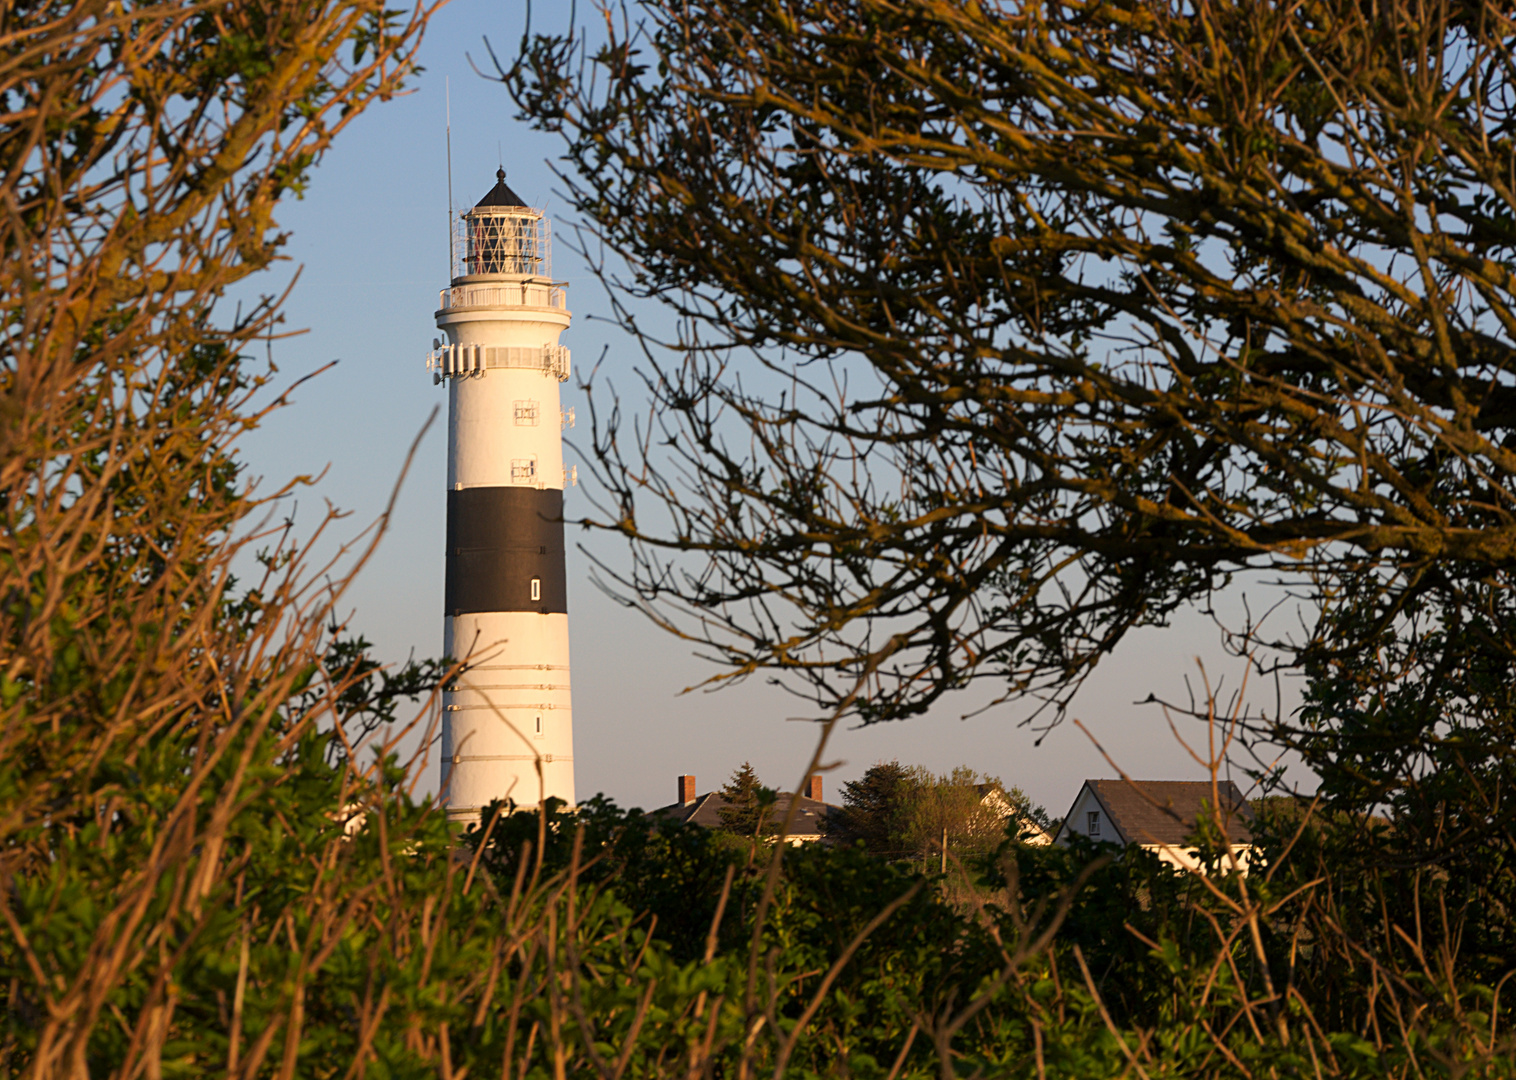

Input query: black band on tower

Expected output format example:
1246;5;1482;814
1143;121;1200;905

445;487;567;614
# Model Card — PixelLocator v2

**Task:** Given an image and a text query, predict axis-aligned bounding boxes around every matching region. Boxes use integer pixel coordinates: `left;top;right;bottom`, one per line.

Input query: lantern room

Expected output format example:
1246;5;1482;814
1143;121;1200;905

455;168;549;279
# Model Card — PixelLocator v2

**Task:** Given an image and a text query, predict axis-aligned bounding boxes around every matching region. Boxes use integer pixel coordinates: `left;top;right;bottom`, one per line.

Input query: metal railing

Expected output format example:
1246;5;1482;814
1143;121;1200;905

438;282;568;311
428;343;571;383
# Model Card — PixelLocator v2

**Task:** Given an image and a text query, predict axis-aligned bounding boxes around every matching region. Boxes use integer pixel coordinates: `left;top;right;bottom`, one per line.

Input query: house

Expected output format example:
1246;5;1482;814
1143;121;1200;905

1055;779;1255;874
655;774;836;844
976;785;1054;846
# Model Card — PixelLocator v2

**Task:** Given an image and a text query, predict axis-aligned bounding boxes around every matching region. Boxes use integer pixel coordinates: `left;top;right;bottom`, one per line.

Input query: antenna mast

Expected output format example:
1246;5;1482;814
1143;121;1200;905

446;78;455;278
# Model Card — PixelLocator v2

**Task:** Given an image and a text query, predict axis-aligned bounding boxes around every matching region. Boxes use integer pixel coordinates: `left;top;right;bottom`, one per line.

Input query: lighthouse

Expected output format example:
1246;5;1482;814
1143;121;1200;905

430;169;575;818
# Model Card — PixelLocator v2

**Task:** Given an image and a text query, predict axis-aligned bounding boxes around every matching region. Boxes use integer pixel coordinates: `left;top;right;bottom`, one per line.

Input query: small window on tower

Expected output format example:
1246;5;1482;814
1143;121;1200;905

1087;811;1100;838
511;457;537;483
530;577;541;602
535;716;543;738
514;400;540;426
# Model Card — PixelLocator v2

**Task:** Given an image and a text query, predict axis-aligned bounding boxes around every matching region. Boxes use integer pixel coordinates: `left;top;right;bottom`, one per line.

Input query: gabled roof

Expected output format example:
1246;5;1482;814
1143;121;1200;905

1072;779;1253;846
654;791;834;836
474;167;529;210
976;784;1053;843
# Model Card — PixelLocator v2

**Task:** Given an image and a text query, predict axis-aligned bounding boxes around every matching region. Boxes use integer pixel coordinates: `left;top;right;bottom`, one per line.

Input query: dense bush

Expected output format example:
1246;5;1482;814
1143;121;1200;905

443;795;1516;1078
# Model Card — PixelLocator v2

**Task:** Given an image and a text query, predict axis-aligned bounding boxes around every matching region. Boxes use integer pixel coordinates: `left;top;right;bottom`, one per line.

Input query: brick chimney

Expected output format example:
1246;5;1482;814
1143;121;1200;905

677;774;696;806
804;775;823;802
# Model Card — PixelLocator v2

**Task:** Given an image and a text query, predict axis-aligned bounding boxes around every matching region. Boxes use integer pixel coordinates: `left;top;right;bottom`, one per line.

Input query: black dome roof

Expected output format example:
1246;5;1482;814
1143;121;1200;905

474;167;528;209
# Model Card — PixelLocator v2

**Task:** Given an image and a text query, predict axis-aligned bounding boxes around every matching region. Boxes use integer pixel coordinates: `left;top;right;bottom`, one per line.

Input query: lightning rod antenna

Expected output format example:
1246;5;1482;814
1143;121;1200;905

446;78;455;278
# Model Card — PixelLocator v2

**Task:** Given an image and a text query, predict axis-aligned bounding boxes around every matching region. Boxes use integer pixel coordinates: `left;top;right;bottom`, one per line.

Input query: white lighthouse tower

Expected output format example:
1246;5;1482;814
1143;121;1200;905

430;169;575;818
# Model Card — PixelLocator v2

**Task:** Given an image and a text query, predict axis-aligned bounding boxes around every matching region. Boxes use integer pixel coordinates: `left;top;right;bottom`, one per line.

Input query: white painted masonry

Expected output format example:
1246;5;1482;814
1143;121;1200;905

432;171;576;819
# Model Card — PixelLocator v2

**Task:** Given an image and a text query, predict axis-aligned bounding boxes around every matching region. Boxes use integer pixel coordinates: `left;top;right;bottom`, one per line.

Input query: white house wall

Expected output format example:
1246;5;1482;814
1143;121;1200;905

1059;784;1110;844
1142;843;1255;877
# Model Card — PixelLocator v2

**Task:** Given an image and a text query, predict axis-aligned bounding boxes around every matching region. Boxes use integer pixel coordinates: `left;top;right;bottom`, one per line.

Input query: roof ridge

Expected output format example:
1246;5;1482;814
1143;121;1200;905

473;167;530;210
1080;778;1253;846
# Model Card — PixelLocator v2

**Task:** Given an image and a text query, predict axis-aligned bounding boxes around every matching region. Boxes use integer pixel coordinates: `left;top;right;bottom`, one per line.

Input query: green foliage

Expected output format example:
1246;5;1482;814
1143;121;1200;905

897;765;1026;862
440;796;1516;1077
825;760;913;854
827;761;1046;861
716;760;777;838
0;0;448;1075
462;794;754;963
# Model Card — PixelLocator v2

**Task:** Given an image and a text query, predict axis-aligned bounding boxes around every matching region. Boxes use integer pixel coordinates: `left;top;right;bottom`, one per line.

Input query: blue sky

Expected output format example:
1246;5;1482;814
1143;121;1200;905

232;0;1308;817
